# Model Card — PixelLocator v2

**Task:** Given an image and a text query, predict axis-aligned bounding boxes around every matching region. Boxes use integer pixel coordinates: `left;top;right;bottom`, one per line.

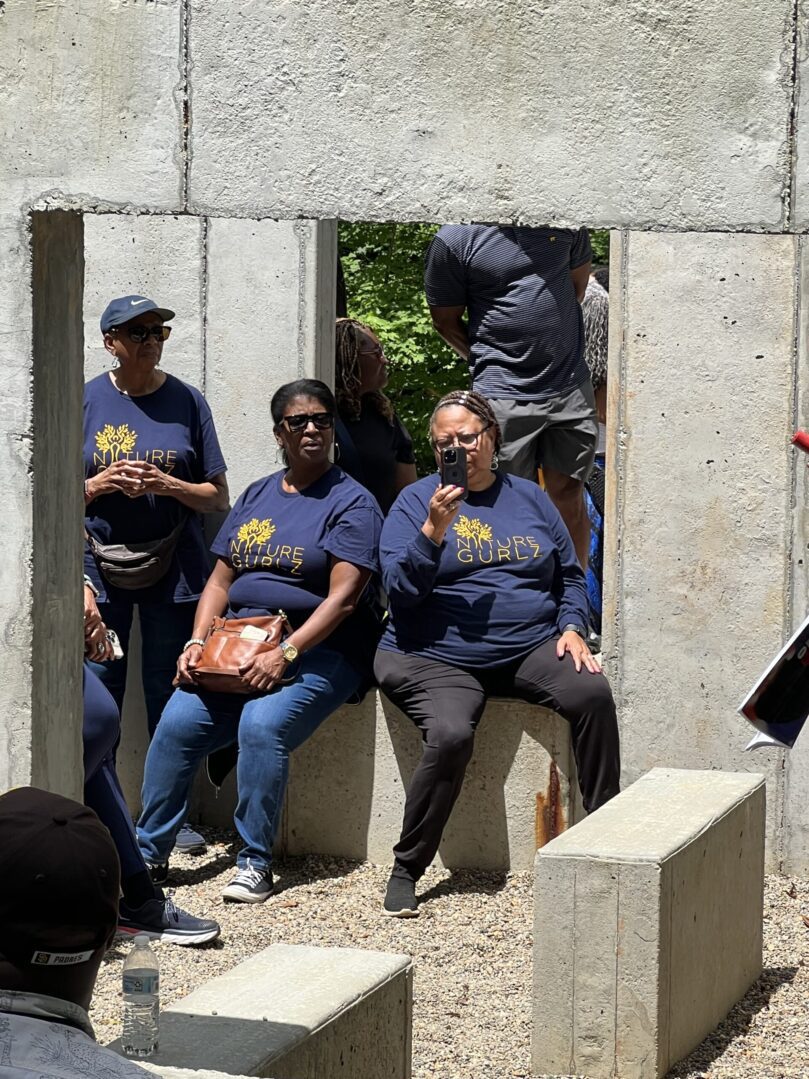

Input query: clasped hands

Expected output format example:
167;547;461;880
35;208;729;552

88;460;177;500
176;643;288;692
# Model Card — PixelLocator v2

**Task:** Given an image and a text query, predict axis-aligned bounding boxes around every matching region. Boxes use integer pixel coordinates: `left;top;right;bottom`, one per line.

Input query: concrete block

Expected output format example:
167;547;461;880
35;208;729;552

0;2;182;209
83;215;205;388
187;0;790;228
114;944;412;1079
285;693;576;872
533;767;765;1079
783;235;809;872
604;231;797;868
204;218;336;500
0;211;85;800
792;17;809;229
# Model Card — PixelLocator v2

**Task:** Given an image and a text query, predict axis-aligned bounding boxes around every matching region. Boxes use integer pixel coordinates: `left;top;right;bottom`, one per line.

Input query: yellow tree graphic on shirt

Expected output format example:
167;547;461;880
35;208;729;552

237;517;276;555
95;423;137;462
453;515;493;551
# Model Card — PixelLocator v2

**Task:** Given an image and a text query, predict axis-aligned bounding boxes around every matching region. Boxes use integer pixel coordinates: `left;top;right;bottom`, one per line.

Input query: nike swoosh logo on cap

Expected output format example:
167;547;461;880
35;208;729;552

130;299;149;306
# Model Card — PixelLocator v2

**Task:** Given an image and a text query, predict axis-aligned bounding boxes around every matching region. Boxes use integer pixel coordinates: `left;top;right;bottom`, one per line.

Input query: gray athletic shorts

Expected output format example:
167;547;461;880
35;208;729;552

488;380;598;483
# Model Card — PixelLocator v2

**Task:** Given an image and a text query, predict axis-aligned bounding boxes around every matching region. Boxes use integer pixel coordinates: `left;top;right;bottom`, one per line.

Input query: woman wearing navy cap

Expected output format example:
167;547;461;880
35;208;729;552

83;295;229;858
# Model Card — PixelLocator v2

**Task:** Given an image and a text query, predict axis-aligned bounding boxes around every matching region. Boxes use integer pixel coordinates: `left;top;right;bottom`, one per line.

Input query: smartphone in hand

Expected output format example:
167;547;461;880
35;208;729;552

440;446;468;499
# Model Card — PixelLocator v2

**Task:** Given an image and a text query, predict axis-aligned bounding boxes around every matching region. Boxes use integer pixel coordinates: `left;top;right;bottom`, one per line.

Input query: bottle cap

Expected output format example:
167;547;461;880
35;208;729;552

792;431;809;453
134;933;150;945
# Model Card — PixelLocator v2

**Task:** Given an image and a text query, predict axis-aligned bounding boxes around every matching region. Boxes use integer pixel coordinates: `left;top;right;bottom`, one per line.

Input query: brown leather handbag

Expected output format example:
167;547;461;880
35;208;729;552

189;613;294;694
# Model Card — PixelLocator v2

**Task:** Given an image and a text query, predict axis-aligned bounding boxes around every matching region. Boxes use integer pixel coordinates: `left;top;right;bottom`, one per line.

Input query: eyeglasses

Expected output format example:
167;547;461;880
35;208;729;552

114;325;172;343
432;424;490;452
282;412;335;433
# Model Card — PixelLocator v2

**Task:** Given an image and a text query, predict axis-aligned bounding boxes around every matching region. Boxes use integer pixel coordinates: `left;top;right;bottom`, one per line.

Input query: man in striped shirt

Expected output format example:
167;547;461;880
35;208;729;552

424;224;596;569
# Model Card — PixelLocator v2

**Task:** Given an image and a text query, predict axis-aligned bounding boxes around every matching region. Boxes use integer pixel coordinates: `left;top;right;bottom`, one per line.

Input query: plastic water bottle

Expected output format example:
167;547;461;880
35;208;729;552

121;933;159;1058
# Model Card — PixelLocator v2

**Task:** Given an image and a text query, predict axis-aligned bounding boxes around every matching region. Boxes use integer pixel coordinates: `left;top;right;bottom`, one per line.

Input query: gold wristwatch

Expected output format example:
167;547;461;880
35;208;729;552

280;640;299;663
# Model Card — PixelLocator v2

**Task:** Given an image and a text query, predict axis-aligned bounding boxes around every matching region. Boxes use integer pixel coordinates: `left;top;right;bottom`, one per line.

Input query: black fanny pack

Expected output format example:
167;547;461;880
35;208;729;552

86;518;186;591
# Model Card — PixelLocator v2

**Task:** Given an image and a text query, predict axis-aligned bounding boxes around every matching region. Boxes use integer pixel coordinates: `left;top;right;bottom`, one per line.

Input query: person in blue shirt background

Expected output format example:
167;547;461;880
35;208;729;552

374;389;620;917
83;295;229;857
135;380;384;904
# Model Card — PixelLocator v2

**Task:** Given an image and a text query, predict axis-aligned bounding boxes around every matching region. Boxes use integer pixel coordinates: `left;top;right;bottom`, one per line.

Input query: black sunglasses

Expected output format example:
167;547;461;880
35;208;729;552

282;412;335;433
113;325;172;343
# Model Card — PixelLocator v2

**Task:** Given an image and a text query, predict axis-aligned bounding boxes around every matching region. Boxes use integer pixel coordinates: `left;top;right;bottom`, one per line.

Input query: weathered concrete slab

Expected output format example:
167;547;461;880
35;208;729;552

187;0;791;228
286;694;576;871
533;768;765;1079
0;1;182;209
0;211;85;799
114;944;412;1079
604;231;796;868
783;235;809;871
203;217;336;500
83;216;205;388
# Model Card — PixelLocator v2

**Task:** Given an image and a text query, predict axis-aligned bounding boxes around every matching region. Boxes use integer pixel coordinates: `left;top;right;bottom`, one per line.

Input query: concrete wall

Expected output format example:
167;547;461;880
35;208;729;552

4;1;809;869
81;213;336;807
604;231;802;868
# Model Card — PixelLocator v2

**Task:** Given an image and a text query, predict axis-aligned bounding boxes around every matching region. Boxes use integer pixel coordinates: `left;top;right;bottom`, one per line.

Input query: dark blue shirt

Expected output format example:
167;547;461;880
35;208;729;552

211;467;383;675
83;372;227;604
424;224;592;401
378;473;588;668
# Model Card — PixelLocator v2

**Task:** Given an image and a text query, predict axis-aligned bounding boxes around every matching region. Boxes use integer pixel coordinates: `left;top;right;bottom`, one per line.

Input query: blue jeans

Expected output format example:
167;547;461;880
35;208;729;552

87;600;195;738
136;645;361;870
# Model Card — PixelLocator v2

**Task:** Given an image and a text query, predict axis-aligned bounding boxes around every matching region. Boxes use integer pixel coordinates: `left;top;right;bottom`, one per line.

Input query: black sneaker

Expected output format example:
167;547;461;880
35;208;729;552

118;896;220;946
146;861;168;887
383;873;419;917
221;861;273;903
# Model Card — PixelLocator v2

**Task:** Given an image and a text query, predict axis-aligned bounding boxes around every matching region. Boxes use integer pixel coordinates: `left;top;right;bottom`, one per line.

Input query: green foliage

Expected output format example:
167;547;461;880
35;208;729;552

339;221;466;474
339;222;610;473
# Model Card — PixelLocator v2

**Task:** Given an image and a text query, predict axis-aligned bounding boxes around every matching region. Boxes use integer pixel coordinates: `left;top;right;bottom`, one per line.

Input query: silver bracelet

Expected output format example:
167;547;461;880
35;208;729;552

182;638;206;652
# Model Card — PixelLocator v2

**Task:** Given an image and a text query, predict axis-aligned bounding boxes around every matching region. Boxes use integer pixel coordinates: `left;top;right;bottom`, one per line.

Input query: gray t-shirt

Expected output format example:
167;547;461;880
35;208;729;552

424;224;592;401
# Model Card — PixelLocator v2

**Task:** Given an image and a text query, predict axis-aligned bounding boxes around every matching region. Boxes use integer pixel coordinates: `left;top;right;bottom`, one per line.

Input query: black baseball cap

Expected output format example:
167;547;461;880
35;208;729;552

100;295;175;335
0;787;121;968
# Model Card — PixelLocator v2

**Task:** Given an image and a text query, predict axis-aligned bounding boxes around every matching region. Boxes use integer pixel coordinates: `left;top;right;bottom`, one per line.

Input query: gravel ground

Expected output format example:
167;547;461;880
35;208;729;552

91;834;809;1078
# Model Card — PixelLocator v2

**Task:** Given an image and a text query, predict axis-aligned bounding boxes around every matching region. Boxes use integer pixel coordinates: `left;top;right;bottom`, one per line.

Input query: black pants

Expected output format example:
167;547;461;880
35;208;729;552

374;637;621;881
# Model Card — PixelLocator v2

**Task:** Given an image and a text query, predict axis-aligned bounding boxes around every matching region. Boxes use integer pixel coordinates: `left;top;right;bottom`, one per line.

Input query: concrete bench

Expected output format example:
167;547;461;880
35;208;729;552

533;767;765;1079
114;943;413;1079
116;680;578;872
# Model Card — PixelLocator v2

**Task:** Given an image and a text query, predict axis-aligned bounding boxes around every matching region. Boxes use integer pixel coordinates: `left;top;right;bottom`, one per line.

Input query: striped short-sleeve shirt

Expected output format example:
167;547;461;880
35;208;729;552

424;224;592;401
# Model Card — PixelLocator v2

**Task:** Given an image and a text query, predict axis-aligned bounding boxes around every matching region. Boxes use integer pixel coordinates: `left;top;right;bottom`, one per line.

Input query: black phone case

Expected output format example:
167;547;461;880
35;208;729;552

440;446;468;498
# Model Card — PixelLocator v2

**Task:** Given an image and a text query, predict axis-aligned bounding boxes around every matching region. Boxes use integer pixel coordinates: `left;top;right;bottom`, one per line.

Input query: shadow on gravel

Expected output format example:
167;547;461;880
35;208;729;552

166;849;235;886
665;965;799;1077
417;871;510;904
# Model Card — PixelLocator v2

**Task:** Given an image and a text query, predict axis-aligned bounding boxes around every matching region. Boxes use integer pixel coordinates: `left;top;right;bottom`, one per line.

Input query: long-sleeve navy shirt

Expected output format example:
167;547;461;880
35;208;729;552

378;472;588;668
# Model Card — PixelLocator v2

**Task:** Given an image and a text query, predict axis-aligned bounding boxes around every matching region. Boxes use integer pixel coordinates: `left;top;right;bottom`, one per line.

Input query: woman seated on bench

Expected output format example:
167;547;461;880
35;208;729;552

136;379;383;904
374;389;621;917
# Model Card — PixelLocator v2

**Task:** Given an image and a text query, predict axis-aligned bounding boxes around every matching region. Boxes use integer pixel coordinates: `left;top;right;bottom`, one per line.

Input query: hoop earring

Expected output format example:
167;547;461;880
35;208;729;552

491;452;500;471
334;440;341;463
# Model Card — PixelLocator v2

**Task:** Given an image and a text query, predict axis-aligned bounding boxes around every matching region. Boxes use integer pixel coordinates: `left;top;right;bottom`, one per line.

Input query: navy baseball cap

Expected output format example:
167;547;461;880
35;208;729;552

100;295;175;335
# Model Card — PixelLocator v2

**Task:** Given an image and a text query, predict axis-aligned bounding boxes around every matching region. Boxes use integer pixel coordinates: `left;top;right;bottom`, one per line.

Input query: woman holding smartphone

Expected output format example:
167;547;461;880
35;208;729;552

374;389;621;916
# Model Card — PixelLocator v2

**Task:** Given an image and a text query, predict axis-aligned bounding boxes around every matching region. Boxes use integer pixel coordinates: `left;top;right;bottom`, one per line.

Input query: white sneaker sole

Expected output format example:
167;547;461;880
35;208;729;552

381;904;419;918
117;924;221;946
221;884;272;903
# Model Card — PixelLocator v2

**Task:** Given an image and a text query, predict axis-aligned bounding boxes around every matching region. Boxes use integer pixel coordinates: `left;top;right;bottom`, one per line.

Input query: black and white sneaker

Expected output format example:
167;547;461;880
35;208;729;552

382;872;419;917
118;896;220;946
221;861;273;904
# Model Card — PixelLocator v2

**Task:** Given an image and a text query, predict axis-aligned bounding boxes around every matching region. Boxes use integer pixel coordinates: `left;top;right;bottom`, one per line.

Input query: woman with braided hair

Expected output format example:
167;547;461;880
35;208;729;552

334;318;417;513
375;389;620;916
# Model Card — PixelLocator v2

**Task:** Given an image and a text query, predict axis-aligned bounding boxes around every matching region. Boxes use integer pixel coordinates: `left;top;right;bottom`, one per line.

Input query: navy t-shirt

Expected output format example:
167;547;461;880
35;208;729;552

210;466;383;675
337;401;415;514
83;372;227;604
424;224;592;401
378;472;588;668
